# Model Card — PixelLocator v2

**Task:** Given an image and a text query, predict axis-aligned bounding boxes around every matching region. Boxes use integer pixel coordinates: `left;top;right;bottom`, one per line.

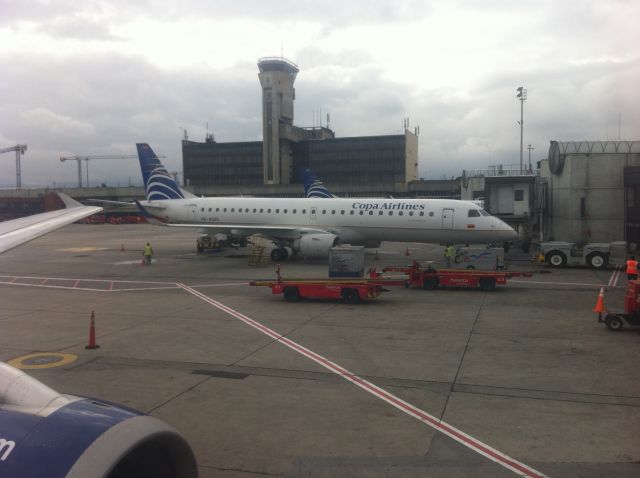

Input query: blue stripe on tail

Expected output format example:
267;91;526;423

136;143;184;200
302;169;333;198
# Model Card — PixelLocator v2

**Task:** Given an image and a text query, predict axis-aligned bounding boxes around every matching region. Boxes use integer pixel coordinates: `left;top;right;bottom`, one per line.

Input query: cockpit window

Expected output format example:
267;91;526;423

479;209;490;216
468;209;480;217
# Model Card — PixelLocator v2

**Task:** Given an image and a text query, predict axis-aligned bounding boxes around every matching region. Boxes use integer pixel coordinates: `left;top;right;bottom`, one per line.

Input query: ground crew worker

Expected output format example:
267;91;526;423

444;244;455;268
626;255;638;280
143;242;154;265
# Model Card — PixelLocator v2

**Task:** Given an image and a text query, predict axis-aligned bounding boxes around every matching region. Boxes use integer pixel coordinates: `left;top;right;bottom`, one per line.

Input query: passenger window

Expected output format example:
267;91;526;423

379;211;383;215
302;209;306;214
231;208;235;212
322;210;326;214
409;211;414;216
216;208;219;212
253;208;257;213
275;209;279;213
429;211;434;216
292;209;296;214
399;211;403;216
267;209;271;213
419;211;424;216
369;211;374;215
245;208;249;213
283;209;288;214
350;210;355;215
260;208;264;213
359;211;364;215
201;208;204;212
331;210;336;215
389;211;393;216
223;208;227;212
468;209;480;217
340;210;345;215
208;208;212;212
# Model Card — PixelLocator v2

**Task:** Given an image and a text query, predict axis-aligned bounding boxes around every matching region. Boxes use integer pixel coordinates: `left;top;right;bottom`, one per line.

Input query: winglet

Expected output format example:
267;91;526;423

57;192;84;209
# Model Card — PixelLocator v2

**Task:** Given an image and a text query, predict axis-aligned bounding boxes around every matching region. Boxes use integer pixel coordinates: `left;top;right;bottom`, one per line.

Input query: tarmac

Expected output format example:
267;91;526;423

1;224;639;478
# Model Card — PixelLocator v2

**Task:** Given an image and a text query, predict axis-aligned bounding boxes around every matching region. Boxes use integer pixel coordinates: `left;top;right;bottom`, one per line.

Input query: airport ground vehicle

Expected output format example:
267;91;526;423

540;241;626;269
600;280;640;331
382;261;535;291
250;266;403;303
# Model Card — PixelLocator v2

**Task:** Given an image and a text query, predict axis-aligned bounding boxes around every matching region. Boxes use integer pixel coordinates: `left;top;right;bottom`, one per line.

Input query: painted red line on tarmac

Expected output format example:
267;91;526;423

177;283;548;478
108;281;114;291
40;278;48;285
73;280;80;288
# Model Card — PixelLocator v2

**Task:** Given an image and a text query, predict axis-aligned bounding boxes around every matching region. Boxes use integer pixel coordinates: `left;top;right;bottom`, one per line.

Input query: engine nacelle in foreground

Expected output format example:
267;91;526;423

293;233;339;258
0;362;197;478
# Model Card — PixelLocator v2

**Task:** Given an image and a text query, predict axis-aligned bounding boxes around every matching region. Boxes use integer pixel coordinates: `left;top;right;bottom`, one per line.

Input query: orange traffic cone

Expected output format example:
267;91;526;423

85;311;100;350
593;287;605;314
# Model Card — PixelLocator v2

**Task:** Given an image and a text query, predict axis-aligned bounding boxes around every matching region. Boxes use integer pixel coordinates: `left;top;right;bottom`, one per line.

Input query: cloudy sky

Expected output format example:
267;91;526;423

1;0;638;188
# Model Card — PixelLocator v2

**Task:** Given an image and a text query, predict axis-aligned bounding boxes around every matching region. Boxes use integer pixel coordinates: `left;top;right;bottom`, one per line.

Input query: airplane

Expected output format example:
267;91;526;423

0;195;198;477
135;143;518;262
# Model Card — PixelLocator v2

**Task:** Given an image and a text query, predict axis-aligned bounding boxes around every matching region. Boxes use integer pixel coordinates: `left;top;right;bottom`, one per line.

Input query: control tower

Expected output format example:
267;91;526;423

258;57;299;184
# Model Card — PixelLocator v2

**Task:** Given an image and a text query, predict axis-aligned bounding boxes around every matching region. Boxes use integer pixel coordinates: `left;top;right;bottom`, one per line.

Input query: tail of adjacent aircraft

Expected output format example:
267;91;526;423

302;169;334;198
136;143;193;200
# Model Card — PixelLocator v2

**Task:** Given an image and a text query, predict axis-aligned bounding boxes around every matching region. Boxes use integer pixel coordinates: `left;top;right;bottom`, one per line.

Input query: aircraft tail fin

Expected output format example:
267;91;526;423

302;169;334;198
136;143;192;200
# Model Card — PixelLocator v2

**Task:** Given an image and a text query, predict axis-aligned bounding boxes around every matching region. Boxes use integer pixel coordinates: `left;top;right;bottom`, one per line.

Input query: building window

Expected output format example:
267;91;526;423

514;190;524;201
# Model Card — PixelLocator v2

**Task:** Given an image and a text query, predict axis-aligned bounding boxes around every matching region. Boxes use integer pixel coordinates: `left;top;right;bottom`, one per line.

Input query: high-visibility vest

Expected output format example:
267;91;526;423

627;259;638;275
143;245;153;256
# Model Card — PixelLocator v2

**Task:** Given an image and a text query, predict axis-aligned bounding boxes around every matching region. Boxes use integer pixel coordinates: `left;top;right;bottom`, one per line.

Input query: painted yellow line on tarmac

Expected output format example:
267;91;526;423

8;352;77;369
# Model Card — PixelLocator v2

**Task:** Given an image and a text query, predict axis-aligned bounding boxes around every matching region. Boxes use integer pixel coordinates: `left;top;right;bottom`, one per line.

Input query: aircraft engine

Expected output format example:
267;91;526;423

0;363;198;478
293;233;339;258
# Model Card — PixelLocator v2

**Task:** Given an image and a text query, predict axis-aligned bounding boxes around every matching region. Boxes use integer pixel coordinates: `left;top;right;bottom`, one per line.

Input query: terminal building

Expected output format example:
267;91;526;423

182;57;419;197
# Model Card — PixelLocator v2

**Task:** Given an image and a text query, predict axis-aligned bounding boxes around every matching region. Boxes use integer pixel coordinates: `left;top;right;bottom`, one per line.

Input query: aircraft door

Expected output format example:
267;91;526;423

187;204;197;221
442;208;454;228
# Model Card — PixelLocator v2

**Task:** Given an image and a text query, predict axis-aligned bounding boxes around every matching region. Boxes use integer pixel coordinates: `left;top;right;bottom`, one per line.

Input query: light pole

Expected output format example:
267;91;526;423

517;87;527;171
527;144;534;170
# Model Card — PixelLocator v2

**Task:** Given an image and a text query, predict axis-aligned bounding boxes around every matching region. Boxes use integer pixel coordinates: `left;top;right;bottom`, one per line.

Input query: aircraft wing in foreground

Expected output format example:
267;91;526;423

0;193;198;477
0;193;102;254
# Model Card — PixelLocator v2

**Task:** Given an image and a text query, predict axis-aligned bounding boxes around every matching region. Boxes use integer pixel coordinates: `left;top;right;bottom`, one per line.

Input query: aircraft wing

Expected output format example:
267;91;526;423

0;193;102;254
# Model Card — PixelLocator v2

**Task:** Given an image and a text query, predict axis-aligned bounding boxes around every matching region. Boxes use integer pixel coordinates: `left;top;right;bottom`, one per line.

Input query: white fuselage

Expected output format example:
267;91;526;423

144;197;517;245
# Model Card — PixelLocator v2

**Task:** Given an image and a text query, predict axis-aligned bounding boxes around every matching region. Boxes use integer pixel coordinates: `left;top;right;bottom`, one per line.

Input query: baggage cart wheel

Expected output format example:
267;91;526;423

479;278;496;291
342;288;360;304
422;278;438;290
605;314;624;331
283;287;300;302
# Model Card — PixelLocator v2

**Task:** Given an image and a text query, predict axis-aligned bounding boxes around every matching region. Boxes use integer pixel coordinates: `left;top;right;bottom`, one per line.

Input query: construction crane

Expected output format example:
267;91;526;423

0;144;27;188
59;154;165;188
